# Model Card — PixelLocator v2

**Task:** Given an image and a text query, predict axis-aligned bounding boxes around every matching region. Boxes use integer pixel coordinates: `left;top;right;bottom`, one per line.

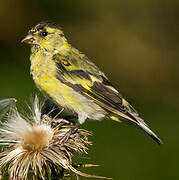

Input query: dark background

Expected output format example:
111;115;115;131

0;0;178;179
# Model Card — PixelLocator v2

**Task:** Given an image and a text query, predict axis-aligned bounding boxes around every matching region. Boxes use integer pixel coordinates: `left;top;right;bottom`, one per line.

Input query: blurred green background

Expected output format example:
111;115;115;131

0;0;178;179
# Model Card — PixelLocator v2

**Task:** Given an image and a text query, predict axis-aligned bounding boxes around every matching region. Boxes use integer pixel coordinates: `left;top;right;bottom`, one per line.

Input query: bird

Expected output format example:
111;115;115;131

22;21;162;144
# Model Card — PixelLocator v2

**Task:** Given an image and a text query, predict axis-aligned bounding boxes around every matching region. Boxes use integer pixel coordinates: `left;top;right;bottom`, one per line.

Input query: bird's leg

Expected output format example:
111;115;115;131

59;113;87;145
60;122;81;145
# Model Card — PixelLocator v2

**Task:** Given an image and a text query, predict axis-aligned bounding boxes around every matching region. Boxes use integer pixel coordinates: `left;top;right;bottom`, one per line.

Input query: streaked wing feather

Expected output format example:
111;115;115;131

54;54;137;122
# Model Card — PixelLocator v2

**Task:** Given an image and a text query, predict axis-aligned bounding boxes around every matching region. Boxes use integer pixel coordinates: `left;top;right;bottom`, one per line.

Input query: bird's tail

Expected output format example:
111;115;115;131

110;98;163;145
132;117;163;145
111;113;162;145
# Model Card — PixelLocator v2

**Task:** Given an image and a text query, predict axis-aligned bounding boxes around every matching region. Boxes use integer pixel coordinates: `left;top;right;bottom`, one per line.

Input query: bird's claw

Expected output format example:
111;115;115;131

59;128;75;145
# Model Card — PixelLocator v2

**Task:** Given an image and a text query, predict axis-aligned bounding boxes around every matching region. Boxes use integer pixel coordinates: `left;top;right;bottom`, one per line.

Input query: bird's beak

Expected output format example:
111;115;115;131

21;34;38;45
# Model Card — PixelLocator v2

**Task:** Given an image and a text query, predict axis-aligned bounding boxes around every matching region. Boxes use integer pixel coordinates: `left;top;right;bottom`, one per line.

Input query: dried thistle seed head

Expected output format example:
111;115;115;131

0;97;111;180
21;124;53;151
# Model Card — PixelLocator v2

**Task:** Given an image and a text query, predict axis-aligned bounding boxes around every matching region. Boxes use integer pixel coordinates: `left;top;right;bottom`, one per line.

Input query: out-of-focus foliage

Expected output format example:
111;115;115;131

0;0;178;179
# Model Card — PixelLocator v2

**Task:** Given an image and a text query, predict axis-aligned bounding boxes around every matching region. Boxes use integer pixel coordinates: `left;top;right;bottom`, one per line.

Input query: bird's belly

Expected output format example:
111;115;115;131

33;72;106;121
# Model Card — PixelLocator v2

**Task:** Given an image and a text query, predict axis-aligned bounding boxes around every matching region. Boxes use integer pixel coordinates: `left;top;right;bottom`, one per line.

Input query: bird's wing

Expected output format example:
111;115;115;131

53;53;163;144
53;53;139;123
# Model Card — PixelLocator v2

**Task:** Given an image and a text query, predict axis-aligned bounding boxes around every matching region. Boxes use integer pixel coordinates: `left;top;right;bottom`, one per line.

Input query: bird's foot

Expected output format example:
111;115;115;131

59;122;80;145
59;129;74;145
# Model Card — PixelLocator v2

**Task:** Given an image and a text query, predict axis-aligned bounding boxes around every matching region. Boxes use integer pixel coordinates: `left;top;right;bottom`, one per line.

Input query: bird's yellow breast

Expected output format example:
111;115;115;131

30;50;72;109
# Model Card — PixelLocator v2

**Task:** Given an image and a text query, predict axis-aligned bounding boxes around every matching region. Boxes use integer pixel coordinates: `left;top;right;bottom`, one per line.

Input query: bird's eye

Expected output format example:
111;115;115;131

41;31;48;37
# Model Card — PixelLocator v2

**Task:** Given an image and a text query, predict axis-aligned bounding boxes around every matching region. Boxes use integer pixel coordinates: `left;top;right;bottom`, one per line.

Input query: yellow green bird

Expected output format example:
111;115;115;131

22;21;162;144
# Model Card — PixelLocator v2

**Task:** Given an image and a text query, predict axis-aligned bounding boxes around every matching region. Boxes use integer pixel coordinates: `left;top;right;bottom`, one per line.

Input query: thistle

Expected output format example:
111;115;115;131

0;97;111;180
